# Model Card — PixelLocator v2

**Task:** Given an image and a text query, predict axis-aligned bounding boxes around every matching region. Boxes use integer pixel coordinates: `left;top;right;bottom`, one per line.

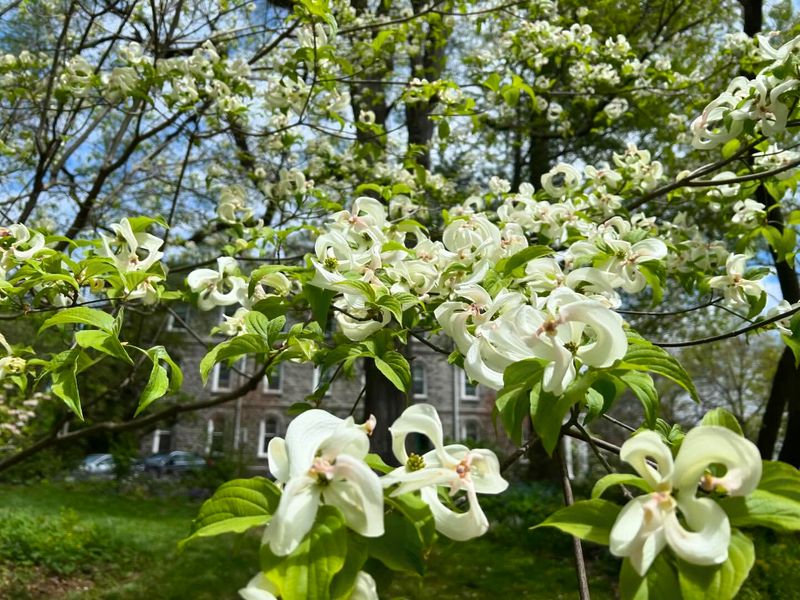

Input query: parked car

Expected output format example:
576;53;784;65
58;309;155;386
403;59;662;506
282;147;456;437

77;453;145;479
144;451;208;476
79;453;115;477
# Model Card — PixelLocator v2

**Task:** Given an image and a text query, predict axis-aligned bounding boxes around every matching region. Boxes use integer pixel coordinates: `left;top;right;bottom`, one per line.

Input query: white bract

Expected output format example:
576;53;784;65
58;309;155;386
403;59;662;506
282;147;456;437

263;410;384;556
100;218;164;274
708;254;764;309
188;257;248;311
382;403;508;541
609;426;761;575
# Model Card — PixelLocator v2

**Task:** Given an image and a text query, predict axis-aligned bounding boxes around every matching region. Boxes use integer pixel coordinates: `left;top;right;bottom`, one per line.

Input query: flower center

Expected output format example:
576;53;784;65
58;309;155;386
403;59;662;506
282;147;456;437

309;456;335;485
406;453;426;472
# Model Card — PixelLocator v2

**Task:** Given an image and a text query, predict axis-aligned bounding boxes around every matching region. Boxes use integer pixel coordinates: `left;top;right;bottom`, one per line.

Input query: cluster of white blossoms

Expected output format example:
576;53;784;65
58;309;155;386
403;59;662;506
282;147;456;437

0;224;46;279
691;32;800;150
610;426;762;575
250;404;507;599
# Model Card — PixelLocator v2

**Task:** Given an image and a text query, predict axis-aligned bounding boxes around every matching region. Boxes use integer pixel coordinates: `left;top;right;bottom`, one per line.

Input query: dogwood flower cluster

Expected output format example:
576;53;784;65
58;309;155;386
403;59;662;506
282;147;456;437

0;224;45;279
253;404;506;596
99;218;165;304
609;426;761;575
691;32;800;150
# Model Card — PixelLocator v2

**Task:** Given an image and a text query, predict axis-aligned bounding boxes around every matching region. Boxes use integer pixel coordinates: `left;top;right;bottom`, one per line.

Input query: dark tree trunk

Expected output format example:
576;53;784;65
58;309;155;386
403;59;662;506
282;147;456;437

739;0;800;466
364;358;407;463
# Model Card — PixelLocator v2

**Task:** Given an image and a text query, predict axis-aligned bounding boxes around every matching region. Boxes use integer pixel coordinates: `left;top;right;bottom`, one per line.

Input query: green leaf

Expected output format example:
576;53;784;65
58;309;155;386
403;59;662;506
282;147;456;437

495;384;531;446
137;358;168;416
533;499;621;545
181;477;280;550
617;333;698;402
386;492;436;548
591;474;652;499
374;351;410;392
200;334;268;383
261;506;348;600
529;382;572;455
74;330;133;365
700;408;743;435
501;357;547;388
617;371;659;427
135;346;182;416
720;460;800;531
496;245;554;275
374;294;403;324
40;307;116;334
51;352;82;419
304;284;334;328
676;530;754;600
368;511;426;575
364;453;393;474
619;555;680;600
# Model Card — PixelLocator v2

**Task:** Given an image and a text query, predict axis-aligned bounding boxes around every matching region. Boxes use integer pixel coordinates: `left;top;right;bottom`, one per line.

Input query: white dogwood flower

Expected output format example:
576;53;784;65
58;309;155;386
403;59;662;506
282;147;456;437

100;218;164;274
609;427;761;576
187;257;248;311
263;410;384;557
708;254;764;309
382;404;508;541
482;288;628;394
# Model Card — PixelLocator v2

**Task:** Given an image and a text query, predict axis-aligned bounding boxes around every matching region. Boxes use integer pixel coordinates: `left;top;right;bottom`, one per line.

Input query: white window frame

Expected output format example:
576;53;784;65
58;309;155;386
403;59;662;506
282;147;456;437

167;305;190;331
212;362;235;392
151;428;171;453
411;362;427;399
263;363;283;394
460;419;480;441
206;418;226;455
460;371;479;401
257;415;281;458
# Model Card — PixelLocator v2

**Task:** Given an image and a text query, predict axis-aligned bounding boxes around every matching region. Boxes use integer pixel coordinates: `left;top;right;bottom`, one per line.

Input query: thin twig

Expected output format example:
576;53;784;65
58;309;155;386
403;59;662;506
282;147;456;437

557;438;591;600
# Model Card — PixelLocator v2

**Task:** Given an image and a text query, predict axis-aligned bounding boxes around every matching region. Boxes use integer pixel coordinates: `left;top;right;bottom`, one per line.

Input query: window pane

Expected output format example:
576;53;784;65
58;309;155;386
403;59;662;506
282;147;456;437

411;362;426;396
216;363;232;390
156;430;172;453
265;365;282;391
462;373;478;398
261;417;279;455
169;304;189;330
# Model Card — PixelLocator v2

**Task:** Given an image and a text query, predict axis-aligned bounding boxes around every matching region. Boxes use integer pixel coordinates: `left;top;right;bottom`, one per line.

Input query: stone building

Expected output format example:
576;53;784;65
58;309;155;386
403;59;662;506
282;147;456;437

140;305;500;474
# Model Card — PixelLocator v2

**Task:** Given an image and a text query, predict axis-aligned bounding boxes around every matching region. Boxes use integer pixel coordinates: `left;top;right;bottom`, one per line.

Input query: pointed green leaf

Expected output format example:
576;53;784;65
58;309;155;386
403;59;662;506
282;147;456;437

533;499;621;545
180;477;280;550
617;333;698;402
676;530;754;600
620;555;680;600
720;460;800;531
260;506;348;600
40;307;116;334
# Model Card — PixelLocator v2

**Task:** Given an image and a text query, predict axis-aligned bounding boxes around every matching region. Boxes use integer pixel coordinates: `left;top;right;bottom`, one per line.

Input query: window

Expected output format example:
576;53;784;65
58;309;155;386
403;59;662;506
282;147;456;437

258;416;280;458
411;362;427;398
167;304;190;331
263;364;283;393
206;416;225;456
461;371;479;400
212;362;234;392
461;420;480;441
312;366;333;396
152;429;172;453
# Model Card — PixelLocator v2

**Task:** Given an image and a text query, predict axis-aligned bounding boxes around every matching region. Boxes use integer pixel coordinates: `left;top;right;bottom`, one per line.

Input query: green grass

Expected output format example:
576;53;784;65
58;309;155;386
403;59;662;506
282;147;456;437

0;481;797;599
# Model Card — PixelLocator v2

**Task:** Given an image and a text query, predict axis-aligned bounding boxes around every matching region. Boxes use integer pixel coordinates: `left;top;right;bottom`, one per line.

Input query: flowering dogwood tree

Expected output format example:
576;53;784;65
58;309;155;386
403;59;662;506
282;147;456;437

1;0;800;598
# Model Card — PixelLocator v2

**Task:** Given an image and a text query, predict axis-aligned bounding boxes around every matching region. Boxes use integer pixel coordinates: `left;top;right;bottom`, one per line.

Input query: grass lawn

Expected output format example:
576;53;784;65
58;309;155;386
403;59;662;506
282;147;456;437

0;482;797;599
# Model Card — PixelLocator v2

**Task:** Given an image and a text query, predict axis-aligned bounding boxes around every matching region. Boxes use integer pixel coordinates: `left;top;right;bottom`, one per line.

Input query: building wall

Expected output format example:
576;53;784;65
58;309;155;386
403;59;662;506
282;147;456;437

140;307;502;474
